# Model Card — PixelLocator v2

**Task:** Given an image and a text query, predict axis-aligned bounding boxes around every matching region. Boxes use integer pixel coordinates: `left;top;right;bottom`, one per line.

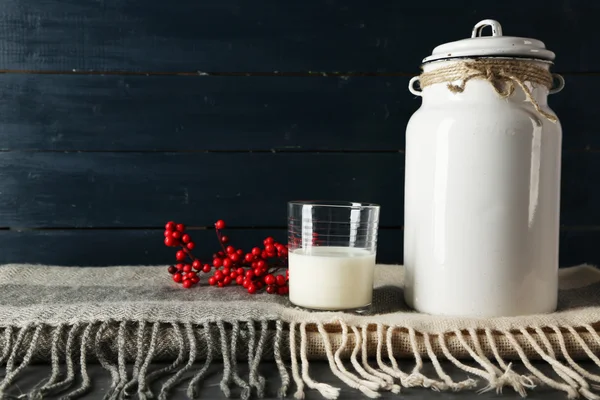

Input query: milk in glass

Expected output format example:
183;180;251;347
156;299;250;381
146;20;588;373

288;246;375;310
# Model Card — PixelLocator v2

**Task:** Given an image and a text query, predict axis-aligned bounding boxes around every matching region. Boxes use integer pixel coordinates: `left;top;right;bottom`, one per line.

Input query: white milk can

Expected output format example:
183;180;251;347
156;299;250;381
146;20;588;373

403;19;565;317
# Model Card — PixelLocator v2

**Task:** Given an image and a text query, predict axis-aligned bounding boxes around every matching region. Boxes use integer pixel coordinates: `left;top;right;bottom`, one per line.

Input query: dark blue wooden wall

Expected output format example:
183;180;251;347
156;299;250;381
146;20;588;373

0;0;598;266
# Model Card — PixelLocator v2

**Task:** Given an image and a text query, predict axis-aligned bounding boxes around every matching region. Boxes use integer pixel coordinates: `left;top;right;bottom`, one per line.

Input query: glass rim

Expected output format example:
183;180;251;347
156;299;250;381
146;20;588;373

288;200;380;209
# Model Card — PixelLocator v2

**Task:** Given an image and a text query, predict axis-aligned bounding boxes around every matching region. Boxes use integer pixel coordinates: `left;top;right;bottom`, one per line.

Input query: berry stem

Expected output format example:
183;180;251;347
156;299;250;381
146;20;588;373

215;229;228;254
182;246;197;261
267;266;284;275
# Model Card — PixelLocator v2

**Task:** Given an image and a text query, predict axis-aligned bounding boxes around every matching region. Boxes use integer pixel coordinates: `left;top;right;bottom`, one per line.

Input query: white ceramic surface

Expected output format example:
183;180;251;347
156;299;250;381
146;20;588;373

288;246;375;310
404;24;563;316
422;19;555;63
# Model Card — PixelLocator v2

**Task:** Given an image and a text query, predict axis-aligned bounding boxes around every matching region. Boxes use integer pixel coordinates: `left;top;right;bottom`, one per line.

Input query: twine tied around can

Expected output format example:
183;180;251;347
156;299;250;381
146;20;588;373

409;59;564;123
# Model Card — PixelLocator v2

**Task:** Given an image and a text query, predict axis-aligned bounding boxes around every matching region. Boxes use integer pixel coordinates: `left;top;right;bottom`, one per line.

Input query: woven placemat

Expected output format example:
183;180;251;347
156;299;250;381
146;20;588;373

0;263;599;399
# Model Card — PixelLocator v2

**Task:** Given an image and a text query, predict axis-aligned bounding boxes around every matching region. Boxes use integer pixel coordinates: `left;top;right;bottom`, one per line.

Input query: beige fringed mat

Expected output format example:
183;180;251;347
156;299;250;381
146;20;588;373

0;264;599;399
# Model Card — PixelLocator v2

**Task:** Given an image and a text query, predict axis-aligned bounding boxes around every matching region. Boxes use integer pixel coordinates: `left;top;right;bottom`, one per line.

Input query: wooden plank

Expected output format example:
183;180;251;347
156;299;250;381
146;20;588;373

0;229;405;266
560;152;600;227
0;74;406;151
559;229;600;267
0;0;597;72
551;75;600;151
0;73;595;151
0;152;405;228
0;151;596;228
0;228;590;267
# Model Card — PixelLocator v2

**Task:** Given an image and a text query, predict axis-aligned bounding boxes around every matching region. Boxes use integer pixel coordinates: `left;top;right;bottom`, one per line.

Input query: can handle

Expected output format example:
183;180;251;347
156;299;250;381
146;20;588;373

408;76;422;96
471;19;503;38
549;73;565;95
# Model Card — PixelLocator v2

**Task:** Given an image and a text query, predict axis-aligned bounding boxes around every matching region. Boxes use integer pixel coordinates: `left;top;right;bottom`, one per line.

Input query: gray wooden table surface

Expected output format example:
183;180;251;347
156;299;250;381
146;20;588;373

9;360;575;399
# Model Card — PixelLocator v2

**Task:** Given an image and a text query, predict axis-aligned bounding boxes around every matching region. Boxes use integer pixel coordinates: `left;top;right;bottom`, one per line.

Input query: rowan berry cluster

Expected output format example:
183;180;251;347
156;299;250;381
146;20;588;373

164;220;288;294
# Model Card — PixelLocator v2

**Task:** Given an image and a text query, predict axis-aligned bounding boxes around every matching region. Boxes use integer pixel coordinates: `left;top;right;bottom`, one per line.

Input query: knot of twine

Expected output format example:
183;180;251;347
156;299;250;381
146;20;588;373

418;59;557;123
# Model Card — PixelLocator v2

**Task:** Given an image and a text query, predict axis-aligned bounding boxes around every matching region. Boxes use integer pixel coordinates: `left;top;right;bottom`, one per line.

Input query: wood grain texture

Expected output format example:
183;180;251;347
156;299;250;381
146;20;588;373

0;0;597;73
0;152;404;228
0;151;595;228
559;229;600;267
0;73;595;151
0;229;402;265
0;74;406;151
0;228;592;267
0;0;597;269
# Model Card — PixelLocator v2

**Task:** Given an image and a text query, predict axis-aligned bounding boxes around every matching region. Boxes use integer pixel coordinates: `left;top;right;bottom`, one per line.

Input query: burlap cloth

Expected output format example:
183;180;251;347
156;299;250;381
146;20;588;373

1;264;599;399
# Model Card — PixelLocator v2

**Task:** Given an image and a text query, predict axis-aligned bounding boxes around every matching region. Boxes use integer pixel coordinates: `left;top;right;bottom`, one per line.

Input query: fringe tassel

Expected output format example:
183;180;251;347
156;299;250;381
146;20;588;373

568;326;600;388
359;326;396;389
61;323;94;400
145;323;185;392
111;321;129;400
122;321;147;398
374;324;408;386
422;332;475;391
95;322;120;400
187;324;214;400
503;329;580;399
437;332;481;388
406;328;447;390
522;327;599;400
227;322;251;400
29;325;65;400
553;326;600;388
298;322;340;399
158;323;197;400
0;327;13;366
0;319;599;400
316;322;380;398
577;326;600;369
337;323;388;393
273;320;290;399
350;326;397;393
40;323;81;398
289;322;305;400
529;327;582;389
383;326;410;388
453;329;502;393
217;321;232;398
585;324;600;349
467;328;527;396
246;322;257;395
0;325;42;397
484;328;536;396
4;325;31;375
136;322;160;400
583;324;600;390
248;321;268;398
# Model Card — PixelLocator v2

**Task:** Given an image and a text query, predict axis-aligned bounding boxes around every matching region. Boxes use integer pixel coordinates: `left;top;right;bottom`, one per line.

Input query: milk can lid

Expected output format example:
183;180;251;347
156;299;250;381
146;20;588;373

422;19;556;64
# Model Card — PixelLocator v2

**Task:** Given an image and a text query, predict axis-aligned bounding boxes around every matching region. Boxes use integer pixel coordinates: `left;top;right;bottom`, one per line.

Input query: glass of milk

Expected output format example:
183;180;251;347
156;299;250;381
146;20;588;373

287;201;380;311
